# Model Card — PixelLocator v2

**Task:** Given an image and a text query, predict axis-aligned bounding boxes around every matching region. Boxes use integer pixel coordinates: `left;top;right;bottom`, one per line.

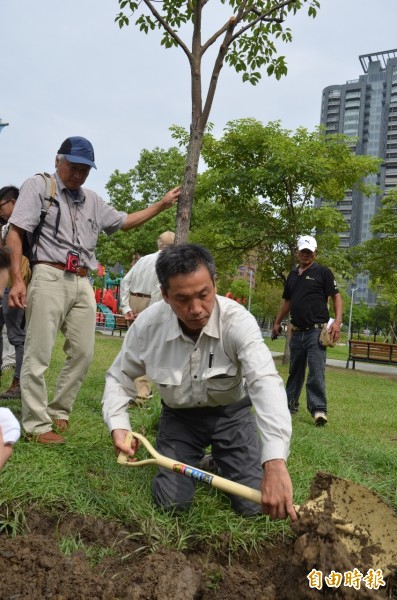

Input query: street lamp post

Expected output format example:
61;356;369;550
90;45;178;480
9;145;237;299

347;287;358;344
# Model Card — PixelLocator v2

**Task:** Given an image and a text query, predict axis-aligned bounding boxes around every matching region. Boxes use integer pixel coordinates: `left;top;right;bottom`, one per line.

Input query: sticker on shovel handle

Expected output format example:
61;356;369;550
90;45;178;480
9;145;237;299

173;463;214;485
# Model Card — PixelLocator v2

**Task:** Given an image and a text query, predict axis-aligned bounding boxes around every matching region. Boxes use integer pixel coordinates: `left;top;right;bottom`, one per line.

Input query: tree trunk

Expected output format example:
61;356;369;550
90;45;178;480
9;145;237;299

175;123;204;244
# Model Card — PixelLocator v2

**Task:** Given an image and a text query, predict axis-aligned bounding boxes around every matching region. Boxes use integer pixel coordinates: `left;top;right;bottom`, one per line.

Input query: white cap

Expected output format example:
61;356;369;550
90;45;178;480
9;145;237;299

297;235;317;252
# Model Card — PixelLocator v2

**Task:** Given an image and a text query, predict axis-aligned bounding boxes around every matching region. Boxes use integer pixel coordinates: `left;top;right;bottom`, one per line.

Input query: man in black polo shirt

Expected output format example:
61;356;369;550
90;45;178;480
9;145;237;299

272;235;342;426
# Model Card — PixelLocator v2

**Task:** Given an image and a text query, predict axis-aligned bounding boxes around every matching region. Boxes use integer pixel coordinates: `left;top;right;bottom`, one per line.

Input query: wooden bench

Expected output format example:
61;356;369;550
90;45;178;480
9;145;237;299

112;315;129;336
346;340;397;369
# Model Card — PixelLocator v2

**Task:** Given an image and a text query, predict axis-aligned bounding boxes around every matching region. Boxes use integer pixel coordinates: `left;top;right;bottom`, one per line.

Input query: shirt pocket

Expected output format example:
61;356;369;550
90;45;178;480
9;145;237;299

79;218;100;253
147;366;184;406
206;369;244;405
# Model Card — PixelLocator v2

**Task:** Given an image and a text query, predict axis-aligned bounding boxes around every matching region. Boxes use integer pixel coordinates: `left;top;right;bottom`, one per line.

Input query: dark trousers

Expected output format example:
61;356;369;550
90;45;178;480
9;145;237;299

152;396;263;515
0;290;26;379
286;328;327;415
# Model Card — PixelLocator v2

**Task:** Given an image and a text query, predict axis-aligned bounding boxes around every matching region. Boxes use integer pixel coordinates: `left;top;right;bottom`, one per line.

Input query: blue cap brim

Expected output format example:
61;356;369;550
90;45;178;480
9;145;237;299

64;154;97;169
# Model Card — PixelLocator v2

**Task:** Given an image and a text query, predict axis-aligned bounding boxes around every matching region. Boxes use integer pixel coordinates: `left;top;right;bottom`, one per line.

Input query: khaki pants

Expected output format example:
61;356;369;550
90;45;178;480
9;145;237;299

129;293;152;399
21;264;96;434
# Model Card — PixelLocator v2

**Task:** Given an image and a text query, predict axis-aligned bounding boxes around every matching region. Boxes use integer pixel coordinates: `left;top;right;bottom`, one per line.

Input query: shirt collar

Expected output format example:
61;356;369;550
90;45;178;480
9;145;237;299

294;261;318;273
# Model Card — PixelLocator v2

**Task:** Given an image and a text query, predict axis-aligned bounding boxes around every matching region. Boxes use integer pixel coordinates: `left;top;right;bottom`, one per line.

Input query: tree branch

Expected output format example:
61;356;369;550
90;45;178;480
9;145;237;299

227;0;293;46
201;0;249;55
201;17;237;126
142;0;192;61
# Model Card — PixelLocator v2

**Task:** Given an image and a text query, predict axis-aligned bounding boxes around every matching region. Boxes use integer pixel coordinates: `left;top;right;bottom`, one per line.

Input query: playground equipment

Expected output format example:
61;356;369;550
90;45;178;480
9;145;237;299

94;272;124;331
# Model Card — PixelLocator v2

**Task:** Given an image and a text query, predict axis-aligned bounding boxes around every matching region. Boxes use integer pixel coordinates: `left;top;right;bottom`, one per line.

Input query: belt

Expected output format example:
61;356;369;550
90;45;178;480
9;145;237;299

291;323;324;332
130;292;151;299
33;261;89;278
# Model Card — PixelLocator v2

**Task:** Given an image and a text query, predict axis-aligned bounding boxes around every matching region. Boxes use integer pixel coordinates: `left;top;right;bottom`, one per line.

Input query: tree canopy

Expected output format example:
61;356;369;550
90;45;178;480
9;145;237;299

193;118;380;284
115;0;321;241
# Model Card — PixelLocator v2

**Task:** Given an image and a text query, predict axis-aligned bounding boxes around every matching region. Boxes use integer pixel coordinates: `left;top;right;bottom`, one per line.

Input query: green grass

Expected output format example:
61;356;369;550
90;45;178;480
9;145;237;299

0;332;396;555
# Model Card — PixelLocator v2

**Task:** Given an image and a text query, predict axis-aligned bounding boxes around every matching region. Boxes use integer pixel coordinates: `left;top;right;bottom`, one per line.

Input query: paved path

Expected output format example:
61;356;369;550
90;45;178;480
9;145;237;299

270;352;397;376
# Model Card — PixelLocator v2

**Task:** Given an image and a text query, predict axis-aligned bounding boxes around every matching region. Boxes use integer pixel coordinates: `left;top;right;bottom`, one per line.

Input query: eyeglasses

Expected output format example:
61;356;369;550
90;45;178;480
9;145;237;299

0;199;13;209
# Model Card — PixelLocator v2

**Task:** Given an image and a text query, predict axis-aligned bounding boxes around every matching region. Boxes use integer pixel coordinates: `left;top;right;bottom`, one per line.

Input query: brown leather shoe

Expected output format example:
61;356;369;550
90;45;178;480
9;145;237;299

0;377;21;399
53;419;69;432
34;431;65;444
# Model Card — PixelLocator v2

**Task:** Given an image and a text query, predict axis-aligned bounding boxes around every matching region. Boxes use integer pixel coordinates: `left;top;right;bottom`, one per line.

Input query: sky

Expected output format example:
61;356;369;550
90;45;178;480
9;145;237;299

1;0;397;200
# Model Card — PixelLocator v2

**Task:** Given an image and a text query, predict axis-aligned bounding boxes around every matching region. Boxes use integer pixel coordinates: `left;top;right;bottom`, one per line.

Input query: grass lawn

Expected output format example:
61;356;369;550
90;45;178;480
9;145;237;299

0;331;396;554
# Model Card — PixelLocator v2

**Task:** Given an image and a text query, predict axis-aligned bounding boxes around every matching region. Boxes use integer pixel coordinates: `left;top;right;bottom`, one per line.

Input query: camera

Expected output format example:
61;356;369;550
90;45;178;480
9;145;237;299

65;250;80;273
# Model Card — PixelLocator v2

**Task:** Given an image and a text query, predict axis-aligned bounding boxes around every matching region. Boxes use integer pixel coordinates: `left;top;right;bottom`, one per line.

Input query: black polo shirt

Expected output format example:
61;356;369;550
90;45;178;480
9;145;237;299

282;263;339;330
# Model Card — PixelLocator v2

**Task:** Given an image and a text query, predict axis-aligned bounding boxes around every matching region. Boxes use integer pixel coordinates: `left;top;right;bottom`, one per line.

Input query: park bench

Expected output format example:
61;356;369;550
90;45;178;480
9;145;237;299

112;315;129;336
346;340;397;369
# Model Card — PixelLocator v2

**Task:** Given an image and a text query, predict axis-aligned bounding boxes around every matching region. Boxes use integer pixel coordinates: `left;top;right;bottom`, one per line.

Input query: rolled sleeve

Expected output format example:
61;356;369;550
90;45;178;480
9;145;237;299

8;176;45;233
230;311;291;464
102;328;144;432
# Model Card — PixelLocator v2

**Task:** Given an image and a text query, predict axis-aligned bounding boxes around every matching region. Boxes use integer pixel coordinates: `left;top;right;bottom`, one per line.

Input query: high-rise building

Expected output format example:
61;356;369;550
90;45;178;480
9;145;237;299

317;49;397;304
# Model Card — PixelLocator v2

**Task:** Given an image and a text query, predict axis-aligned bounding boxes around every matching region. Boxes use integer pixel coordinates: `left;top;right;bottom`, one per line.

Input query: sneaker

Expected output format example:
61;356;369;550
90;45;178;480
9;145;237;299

198;453;222;475
0;377;21;399
314;411;328;426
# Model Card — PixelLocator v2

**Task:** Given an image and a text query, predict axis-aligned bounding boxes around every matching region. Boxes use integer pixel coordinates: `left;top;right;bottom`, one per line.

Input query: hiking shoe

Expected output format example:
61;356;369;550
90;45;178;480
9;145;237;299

53;419;69;433
198;454;222;475
314;411;328;426
0;377;21;399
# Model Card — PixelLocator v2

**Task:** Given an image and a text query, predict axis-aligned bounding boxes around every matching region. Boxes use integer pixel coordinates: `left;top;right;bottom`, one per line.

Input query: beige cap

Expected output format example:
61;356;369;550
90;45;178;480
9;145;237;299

158;231;175;246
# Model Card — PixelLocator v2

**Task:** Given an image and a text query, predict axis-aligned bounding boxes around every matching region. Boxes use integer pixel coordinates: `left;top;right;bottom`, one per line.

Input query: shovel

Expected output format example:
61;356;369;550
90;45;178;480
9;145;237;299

118;431;397;577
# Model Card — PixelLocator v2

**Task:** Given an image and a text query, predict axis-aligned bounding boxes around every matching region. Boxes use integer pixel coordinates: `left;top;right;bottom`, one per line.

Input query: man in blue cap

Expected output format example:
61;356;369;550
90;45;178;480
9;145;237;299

6;136;180;444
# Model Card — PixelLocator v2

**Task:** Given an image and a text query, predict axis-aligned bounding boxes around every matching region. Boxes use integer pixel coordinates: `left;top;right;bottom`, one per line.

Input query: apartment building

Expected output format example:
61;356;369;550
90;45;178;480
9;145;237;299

317;49;397;304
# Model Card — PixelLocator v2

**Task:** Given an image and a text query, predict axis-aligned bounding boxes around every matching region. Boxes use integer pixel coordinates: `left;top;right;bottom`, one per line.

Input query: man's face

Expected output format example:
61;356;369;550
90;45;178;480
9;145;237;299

162;265;216;334
297;248;316;269
0;198;16;223
56;157;91;190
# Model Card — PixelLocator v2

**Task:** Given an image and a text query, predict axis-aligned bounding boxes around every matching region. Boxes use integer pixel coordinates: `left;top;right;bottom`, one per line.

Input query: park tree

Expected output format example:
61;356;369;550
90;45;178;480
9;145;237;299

352;188;397;341
115;0;321;242
368;303;391;341
353;188;397;286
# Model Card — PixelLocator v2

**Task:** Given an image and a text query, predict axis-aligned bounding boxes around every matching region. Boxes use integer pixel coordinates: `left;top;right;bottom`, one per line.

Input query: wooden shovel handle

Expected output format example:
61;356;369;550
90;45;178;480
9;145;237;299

117;431;262;505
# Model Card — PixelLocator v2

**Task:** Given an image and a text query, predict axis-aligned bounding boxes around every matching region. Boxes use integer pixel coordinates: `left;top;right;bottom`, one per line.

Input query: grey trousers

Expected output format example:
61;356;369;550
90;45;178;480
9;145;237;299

152;396;263;515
